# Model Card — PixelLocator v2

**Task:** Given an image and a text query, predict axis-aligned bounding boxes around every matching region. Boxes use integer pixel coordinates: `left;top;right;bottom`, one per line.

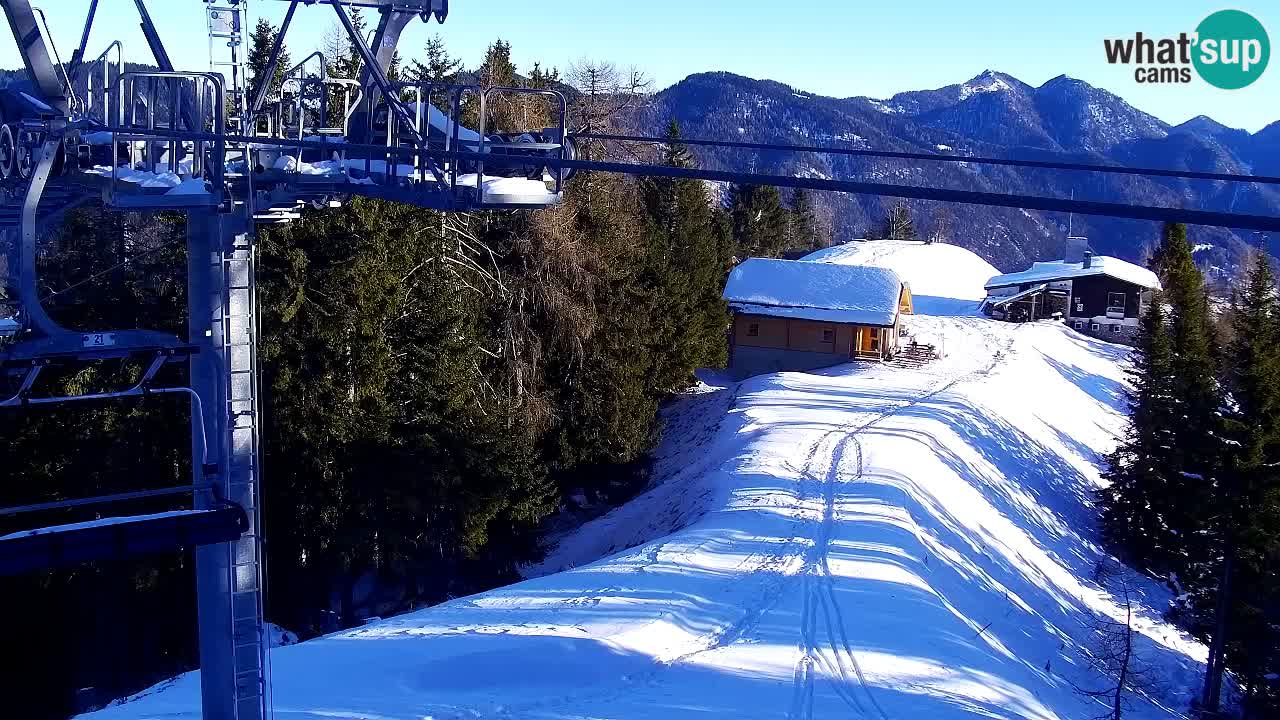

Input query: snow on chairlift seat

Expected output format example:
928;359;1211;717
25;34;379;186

269;154;560;204
82;164;211;196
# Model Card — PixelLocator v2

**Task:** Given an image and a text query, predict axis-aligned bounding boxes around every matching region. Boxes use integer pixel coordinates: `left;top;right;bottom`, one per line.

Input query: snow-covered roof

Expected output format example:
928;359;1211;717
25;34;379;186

0;317;18;337
985;255;1160;291
723;257;904;326
989;284;1049;307
804;240;996;303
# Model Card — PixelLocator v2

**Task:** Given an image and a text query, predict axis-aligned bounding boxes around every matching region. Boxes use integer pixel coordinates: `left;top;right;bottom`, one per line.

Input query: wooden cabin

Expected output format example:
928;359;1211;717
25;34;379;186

723;258;913;379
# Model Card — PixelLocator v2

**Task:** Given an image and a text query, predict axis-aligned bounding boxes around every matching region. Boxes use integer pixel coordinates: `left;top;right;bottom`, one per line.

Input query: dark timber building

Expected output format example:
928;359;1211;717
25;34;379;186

982;238;1160;344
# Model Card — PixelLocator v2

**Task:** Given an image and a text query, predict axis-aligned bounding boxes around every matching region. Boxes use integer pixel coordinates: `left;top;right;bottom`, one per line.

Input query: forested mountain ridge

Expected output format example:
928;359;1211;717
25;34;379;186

634;70;1280;272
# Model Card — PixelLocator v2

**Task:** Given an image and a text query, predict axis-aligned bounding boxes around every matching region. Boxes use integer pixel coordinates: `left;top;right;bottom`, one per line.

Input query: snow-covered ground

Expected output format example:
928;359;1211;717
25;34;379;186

86;241;1206;720
805;239;998;316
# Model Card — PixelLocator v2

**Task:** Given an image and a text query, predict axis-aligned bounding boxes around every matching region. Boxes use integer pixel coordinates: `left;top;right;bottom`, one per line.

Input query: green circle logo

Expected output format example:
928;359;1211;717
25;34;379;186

1193;10;1270;89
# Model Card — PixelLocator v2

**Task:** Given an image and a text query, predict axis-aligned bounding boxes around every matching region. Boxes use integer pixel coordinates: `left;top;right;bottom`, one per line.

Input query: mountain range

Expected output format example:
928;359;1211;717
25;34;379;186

634;70;1280;273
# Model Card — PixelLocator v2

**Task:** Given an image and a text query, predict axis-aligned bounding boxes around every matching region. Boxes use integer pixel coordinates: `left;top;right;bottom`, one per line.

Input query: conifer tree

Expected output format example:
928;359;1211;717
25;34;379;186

1101;289;1180;566
247;19;291;106
470;39;518;131
1156;223;1223;575
790;188;819;252
642;120;729;387
730;184;788;258
1102;223;1223;577
1199;252;1280;714
409;34;463;85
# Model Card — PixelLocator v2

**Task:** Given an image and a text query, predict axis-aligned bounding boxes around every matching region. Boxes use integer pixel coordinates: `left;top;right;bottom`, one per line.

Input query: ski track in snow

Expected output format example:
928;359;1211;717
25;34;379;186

85;243;1208;720
787;325;1018;720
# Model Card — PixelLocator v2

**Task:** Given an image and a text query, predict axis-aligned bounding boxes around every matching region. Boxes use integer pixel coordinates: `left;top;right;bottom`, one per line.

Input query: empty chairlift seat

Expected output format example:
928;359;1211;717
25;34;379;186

0;506;248;576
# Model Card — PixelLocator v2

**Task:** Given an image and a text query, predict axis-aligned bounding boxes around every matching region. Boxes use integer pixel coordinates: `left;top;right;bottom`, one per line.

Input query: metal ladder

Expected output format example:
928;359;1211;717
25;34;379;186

188;195;267;720
223;201;267;719
206;0;250;134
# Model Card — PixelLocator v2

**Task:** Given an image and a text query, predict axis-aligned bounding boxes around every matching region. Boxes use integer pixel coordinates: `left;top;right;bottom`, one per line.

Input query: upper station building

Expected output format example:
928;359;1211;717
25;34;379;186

983;238;1160;343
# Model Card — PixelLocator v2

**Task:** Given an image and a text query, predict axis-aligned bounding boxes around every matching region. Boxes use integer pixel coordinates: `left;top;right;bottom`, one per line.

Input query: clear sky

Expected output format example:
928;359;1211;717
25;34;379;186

11;0;1277;132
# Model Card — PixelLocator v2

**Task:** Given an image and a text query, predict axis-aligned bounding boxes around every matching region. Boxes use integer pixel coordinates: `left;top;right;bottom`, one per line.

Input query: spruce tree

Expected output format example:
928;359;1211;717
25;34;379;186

1156;223;1224;576
1102;223;1224;578
469;39;518;131
1201;252;1280;714
730;184;788;258
790;188;820;252
247;19;291;107
1101;290;1180;567
641;120;729;388
409;34;463;85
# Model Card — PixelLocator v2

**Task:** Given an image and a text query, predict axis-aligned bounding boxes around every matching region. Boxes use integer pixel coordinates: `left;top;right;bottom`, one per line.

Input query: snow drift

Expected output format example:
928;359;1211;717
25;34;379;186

805;239;999;316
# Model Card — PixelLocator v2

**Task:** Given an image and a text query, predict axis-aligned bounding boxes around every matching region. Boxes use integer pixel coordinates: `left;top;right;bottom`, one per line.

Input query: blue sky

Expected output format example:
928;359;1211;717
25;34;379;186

12;0;1277;132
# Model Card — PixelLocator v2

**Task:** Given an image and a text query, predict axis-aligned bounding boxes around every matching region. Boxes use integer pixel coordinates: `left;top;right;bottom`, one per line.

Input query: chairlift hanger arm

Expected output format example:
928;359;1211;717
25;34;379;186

66;0;100;80
358;7;415;102
0;0;69;114
131;0;174;71
247;0;299;121
330;0;424;145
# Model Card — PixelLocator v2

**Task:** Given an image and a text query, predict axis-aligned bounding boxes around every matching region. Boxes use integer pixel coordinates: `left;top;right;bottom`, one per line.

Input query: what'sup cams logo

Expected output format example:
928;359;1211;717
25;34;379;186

1104;9;1270;89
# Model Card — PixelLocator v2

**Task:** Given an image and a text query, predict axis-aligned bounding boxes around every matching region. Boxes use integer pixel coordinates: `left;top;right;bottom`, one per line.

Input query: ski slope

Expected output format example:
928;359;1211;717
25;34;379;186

87;241;1206;720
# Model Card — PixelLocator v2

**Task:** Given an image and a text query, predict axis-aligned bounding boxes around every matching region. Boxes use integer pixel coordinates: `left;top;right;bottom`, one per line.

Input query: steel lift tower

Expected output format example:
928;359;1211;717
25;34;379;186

0;1;570;718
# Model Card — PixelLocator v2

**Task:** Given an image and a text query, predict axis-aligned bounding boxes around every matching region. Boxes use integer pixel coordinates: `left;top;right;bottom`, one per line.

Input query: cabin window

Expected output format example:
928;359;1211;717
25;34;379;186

821;328;835;343
1111;324;1122;333
746;322;760;337
1090;323;1101;332
1107;292;1127;314
1074;321;1085;330
1075;300;1084;313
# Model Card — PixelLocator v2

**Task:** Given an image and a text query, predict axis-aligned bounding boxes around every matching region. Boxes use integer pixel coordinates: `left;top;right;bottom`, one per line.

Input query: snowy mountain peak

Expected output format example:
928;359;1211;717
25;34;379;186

1178;115;1237;134
960;70;1014;98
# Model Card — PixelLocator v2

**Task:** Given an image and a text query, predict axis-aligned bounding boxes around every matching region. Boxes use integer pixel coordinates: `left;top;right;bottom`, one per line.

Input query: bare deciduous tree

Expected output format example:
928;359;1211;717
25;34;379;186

566;58;651;162
1072;564;1160;720
928;206;955;245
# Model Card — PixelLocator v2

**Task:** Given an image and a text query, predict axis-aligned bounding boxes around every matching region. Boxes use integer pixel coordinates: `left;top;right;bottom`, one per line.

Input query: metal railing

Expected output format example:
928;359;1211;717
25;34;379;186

75;40;124;125
274;52;363;138
113;71;224;196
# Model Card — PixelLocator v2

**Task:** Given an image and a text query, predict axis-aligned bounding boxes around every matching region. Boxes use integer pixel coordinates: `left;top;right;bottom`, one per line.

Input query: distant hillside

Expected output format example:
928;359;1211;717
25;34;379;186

632;71;1280;273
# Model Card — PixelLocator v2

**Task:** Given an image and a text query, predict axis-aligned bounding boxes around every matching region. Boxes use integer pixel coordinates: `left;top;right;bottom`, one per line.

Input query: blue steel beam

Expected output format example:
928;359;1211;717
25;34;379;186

0;0;69;113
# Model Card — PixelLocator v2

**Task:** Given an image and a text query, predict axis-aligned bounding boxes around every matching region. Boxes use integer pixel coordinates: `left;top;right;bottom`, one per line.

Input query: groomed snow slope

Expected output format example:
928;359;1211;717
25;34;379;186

89;242;1205;720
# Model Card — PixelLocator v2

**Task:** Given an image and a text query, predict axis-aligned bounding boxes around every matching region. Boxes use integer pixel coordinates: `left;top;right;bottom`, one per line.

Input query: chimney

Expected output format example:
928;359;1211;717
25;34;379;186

1064;236;1089;264
1083;250;1093;269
